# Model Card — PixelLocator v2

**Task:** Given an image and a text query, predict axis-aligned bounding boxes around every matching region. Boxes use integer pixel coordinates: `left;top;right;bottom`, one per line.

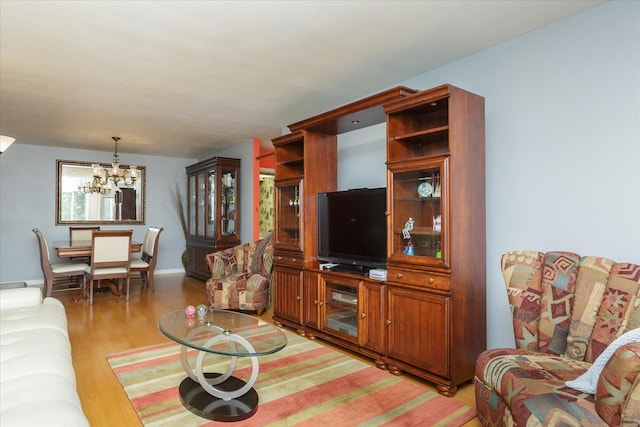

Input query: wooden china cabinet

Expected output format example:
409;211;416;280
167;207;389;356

271;84;485;396
185;157;240;280
384;84;486;395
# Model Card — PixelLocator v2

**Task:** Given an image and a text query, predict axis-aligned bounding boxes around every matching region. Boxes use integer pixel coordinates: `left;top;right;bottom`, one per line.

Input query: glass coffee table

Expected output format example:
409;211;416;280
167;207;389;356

158;309;287;421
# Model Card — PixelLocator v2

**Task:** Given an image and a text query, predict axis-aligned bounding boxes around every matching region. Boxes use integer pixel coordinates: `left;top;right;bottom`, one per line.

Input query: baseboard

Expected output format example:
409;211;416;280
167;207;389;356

155;268;186;276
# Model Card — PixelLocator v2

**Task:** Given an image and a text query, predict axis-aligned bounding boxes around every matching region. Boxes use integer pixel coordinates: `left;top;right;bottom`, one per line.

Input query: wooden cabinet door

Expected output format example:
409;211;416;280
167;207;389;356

386;285;450;378
360;280;385;353
304;271;321;329
272;265;303;324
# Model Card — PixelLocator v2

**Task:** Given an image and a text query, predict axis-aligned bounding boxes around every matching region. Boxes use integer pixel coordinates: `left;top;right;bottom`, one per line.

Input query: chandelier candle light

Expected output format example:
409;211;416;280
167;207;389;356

79;137;138;194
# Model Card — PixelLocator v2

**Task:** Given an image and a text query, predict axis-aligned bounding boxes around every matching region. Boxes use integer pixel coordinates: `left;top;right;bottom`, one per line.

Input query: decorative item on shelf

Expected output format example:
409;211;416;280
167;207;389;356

433;215;442;232
417;180;433;198
78;137;138;194
433;173;441;198
223;173;233;187
404;241;415;256
288;196;300;207
402;217;414;239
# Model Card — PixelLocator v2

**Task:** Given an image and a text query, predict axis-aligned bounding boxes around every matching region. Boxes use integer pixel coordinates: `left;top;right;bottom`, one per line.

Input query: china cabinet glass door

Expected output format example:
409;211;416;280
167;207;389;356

274;179;303;251
220;168;237;236
207;170;216;236
389;157;448;265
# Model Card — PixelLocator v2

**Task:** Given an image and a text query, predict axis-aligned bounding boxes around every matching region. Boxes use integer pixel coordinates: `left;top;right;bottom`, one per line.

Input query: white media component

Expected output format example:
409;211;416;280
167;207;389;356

369;269;387;281
319;263;339;271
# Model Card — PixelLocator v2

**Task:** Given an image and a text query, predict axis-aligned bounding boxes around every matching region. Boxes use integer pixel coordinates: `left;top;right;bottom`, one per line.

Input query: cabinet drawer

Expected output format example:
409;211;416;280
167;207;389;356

274;252;304;267
387;267;450;291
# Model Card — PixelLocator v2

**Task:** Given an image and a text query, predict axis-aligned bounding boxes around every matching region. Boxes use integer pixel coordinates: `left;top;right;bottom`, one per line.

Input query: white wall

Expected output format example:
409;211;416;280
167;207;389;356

0;143;196;283
398;0;640;349
337;123;386;190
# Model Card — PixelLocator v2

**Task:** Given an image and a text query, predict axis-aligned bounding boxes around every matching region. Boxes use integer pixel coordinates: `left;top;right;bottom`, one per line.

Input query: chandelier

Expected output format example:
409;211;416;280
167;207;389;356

78;137;138;194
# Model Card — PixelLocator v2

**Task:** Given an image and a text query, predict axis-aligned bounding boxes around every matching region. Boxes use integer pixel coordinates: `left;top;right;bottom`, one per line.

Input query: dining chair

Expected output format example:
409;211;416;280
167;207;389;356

69;226;100;263
33;228;89;297
84;230;133;305
130;226;164;295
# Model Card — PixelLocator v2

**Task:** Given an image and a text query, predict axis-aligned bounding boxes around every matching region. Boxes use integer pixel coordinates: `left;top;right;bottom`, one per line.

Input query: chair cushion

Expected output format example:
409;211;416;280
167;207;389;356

475;348;598;426
206;273;270;311
51;262;89;274
130;259;149;269
86;267;128;276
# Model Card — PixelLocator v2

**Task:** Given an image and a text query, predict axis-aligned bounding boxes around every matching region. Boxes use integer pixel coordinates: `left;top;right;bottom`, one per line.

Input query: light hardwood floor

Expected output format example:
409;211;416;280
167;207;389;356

58;274;481;426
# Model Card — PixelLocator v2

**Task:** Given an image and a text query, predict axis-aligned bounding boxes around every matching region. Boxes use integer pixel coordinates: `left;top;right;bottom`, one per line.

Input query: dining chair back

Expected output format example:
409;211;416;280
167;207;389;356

33;228;88;297
85;230;133;305
69;226;100;245
69;226;100;263
130;227;164;294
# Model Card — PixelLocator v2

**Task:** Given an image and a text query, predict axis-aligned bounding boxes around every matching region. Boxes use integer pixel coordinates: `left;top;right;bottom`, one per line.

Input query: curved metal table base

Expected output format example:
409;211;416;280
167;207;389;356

179;326;261;421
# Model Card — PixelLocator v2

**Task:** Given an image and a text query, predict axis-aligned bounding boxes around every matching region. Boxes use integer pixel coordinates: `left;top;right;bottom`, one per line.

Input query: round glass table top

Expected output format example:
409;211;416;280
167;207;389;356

158;309;287;357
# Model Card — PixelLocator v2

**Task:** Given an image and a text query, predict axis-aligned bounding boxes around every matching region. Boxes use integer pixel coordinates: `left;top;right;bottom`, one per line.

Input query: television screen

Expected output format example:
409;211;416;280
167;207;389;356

317;188;387;271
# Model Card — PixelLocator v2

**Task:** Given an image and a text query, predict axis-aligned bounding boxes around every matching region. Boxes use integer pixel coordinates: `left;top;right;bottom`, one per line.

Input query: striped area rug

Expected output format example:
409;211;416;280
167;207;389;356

107;330;475;426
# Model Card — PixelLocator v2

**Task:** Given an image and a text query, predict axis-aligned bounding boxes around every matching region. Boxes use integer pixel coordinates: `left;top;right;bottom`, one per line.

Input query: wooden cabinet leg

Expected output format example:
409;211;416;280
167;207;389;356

436;384;457;397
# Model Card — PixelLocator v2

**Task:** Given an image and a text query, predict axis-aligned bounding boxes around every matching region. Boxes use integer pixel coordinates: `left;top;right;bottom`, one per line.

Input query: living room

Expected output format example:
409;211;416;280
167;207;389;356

1;1;639;425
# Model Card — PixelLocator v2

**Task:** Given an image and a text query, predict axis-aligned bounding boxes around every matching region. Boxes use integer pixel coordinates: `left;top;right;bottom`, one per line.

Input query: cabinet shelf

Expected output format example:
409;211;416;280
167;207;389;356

277;158;304;167
395;197;441;202
403;227;441;236
392;125;449;144
327;298;357;308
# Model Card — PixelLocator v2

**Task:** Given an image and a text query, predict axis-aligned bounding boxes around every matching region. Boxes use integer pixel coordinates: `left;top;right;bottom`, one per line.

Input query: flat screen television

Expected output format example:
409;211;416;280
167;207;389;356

317;187;387;273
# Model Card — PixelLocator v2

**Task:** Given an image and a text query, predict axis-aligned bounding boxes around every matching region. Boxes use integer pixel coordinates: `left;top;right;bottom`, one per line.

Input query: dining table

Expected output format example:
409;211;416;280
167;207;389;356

54;240;142;258
54;239;143;300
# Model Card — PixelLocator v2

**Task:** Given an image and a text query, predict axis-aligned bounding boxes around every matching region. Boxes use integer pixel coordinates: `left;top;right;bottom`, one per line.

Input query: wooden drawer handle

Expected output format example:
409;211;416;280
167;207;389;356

396;273;403;279
296;296;301;301
428;277;434;284
361;313;366;319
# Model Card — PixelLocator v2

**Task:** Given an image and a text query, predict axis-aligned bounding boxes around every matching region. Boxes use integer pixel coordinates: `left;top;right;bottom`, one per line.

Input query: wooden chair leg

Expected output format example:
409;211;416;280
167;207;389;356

89;279;94;306
126;277;130;301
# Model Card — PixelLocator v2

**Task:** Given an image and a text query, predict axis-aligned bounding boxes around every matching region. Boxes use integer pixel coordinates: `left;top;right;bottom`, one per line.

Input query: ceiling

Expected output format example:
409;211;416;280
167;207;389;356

0;1;603;159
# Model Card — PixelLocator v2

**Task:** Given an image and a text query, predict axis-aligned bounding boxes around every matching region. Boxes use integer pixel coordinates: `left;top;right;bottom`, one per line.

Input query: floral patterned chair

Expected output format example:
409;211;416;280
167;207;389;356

204;234;273;315
475;250;640;426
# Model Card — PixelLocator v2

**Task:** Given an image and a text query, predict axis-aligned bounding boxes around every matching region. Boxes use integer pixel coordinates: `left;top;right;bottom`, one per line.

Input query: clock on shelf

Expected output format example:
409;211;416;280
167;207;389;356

417;181;433;198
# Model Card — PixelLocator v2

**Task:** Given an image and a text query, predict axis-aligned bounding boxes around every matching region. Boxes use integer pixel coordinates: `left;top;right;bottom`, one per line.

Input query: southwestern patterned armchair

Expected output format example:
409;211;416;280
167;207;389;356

475;250;640;426
205;234;273;315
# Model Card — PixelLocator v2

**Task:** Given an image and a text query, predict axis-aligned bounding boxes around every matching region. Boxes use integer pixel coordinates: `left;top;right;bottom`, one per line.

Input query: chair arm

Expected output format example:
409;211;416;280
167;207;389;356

0;287;43;311
596;342;640;426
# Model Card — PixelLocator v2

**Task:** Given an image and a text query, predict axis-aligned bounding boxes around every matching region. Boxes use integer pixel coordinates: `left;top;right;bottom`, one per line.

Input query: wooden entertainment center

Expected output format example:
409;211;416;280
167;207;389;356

271;84;486;396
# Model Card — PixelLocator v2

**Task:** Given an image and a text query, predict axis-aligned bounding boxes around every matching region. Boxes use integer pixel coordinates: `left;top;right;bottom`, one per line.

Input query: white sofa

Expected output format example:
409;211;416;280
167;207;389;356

0;287;89;426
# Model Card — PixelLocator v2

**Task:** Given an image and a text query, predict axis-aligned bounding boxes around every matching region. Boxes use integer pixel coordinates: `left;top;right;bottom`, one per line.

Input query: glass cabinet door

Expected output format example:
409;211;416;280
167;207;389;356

197;172;206;237
274;179;302;251
220;168;237;236
323;278;359;339
207;170;216;236
389;157;447;265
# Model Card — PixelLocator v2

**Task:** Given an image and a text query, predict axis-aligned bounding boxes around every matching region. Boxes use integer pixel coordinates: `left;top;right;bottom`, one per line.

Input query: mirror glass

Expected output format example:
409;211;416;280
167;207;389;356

56;159;146;225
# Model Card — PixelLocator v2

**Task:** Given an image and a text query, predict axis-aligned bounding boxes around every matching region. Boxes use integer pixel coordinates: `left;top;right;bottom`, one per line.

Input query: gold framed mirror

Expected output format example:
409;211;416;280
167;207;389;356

56;159;146;225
